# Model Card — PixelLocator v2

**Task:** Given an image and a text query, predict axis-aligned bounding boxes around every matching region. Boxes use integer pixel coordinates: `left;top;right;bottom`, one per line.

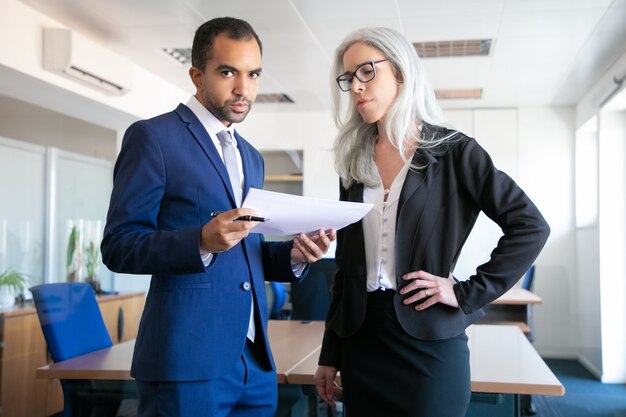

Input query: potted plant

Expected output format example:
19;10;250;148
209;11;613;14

85;240;101;293
66;224;79;281
0;268;28;307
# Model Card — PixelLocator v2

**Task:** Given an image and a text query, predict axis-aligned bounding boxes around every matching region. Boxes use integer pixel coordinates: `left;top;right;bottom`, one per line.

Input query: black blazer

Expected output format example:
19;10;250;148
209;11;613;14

319;126;550;368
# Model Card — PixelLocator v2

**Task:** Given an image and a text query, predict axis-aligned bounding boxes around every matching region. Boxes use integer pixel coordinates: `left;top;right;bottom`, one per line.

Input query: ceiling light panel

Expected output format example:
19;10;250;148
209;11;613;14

162;48;191;65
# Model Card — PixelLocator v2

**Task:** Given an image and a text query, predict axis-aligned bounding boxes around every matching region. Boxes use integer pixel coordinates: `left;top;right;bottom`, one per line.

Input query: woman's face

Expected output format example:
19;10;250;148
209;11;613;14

341;42;400;125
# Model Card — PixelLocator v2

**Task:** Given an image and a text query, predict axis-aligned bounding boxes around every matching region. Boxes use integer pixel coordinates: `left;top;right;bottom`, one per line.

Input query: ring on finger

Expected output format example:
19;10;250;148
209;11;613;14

424;289;429;297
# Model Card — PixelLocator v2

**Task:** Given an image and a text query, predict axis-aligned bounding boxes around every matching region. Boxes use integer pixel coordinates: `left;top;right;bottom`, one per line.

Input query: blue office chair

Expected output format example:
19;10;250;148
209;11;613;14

522;265;535;291
290;258;336;321
30;282;137;417
269;281;289;320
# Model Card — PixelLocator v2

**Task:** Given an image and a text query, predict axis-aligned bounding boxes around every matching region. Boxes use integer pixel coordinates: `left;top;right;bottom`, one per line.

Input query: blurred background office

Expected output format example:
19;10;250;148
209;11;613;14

0;0;625;392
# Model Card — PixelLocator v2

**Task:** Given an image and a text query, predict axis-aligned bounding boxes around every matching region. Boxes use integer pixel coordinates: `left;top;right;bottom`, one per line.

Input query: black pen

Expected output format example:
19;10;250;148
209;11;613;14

210;211;267;222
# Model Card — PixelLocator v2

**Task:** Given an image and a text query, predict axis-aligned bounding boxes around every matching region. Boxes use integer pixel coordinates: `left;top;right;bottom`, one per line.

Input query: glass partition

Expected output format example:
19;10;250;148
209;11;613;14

50;149;113;290
0;137;45;291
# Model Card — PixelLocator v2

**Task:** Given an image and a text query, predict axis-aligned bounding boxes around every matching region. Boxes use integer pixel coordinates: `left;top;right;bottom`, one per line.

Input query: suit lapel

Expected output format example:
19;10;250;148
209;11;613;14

397;147;438;215
340;183;368;276
234;131;253;203
175;104;239;207
395;148;439;275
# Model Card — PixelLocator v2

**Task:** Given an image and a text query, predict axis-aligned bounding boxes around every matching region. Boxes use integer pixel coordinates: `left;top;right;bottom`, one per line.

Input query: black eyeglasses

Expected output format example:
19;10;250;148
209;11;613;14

336;59;390;92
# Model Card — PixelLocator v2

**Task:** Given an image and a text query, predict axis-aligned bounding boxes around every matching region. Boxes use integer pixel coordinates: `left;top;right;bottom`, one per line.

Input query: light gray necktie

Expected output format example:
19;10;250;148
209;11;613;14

216;130;255;340
217;130;242;207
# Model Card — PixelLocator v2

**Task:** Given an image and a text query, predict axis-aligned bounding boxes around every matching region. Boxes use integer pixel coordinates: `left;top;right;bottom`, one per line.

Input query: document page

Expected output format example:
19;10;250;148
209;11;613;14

242;188;373;236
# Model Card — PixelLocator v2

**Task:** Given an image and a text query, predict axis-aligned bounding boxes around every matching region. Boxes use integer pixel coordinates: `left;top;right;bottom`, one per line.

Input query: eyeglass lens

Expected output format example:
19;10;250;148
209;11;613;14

338;62;376;91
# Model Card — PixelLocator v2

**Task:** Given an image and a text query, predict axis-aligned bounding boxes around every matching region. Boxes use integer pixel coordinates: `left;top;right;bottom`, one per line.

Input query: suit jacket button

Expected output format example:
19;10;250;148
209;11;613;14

242;282;251;291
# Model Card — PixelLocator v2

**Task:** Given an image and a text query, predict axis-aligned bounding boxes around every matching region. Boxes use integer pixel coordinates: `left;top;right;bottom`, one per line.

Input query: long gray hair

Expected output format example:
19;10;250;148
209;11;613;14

332;27;455;188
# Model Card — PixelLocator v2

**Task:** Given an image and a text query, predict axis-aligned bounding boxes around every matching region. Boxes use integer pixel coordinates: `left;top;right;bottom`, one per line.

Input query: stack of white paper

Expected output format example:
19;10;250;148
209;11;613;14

242;188;373;236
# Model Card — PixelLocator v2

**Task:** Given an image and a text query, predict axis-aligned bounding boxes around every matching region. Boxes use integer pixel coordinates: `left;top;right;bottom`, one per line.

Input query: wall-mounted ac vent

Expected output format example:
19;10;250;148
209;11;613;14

256;93;294;103
414;39;492;58
435;89;482;99
43;28;132;95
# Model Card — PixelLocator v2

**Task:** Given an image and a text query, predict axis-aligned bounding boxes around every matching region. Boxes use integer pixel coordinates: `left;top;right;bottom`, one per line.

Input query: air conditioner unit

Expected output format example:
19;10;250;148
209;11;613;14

43;28;132;95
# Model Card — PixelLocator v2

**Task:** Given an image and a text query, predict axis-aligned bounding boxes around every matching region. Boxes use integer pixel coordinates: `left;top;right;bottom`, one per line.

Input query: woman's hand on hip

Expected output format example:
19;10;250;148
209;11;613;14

399;270;460;310
314;365;342;408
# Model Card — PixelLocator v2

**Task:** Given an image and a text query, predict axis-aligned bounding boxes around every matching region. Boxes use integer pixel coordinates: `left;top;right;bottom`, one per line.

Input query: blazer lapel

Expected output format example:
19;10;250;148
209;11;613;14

339;183;368;276
235;131;253;203
175;104;239;207
395;147;439;276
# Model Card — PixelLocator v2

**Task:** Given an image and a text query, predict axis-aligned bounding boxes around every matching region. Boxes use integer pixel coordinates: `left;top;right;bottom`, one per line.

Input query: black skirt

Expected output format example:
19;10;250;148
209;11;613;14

340;290;471;417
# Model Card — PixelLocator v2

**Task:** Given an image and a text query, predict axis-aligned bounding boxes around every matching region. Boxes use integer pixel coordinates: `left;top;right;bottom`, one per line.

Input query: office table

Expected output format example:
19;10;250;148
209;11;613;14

36;320;323;382
38;321;563;417
480;288;542;341
285;324;562;394
284;324;563;417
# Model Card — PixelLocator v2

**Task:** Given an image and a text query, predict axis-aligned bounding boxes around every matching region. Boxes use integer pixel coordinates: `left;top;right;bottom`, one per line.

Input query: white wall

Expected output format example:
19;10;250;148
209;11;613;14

574;119;602;377
518;108;577;358
576;49;626;382
0;95;117;160
598;109;626;383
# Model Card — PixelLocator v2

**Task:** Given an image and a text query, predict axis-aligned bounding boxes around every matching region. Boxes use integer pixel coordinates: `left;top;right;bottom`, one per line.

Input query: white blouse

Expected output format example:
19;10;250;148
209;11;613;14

362;163;410;292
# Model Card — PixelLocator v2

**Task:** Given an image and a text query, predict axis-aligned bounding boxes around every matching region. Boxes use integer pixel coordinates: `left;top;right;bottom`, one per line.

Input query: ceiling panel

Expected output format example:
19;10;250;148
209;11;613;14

9;0;624;111
502;0;613;12
396;0;504;16
396;0;504;41
498;7;605;38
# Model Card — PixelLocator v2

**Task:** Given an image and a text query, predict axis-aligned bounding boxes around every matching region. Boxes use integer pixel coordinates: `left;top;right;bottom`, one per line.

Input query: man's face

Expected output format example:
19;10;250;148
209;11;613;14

190;34;262;126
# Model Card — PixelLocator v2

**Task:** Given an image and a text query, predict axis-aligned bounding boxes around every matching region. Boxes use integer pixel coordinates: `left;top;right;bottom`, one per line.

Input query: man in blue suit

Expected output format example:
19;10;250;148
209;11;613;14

101;17;335;417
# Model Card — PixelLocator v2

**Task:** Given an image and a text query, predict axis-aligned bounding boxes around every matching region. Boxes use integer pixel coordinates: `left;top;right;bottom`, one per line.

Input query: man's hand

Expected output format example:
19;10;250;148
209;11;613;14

290;229;337;264
200;208;261;253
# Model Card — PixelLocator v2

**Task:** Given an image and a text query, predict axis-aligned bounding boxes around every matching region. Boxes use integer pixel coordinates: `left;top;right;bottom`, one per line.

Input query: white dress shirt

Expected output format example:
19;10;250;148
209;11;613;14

362;163;410;292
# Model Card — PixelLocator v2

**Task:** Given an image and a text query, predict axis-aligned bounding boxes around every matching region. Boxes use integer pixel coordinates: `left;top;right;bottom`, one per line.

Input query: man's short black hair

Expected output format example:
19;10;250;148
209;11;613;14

191;17;262;70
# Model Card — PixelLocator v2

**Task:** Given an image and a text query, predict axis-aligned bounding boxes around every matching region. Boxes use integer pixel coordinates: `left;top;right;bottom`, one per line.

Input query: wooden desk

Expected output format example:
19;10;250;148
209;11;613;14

36;320;324;382
38;322;563;417
285;324;563;396
268;320;324;383
38;322;561;395
285;324;563;417
480;288;542;340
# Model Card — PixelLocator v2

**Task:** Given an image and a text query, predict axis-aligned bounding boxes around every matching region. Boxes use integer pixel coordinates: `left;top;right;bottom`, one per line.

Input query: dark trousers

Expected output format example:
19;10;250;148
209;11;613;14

136;340;277;417
341;290;471;417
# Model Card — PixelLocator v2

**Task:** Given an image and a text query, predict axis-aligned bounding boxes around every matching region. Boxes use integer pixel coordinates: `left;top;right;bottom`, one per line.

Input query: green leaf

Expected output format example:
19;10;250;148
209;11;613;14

66;225;77;268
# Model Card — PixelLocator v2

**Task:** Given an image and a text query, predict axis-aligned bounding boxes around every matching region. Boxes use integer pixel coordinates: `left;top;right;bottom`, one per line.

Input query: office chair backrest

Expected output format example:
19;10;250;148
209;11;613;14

269;281;287;319
30;282;112;362
522;265;535;291
291;258;336;321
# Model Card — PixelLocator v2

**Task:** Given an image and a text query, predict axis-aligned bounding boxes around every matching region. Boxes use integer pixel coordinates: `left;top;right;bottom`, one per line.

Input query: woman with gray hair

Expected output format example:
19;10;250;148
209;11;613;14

314;27;550;417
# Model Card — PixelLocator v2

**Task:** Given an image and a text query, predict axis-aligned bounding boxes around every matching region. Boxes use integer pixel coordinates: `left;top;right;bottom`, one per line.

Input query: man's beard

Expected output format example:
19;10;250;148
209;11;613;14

203;92;252;124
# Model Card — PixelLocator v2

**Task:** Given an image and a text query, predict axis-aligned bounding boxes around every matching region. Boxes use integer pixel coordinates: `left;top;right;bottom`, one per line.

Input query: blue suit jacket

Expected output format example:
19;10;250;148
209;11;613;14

102;104;299;381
